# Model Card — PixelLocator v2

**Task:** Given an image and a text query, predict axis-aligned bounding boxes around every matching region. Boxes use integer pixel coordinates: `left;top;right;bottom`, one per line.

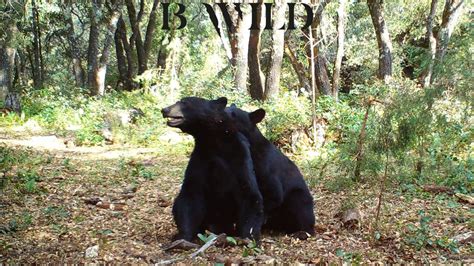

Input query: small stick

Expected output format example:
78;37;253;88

190;234;218;259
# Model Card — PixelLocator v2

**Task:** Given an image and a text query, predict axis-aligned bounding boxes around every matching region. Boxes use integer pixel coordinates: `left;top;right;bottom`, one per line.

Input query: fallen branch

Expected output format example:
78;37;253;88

190;234;219;258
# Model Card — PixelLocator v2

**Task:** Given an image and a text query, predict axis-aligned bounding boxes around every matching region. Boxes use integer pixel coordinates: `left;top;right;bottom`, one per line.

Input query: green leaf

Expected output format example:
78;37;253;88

335;248;345;257
226;236;237;245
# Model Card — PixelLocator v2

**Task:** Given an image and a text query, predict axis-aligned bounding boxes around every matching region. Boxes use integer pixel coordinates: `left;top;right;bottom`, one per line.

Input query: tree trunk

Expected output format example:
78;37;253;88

115;21;128;90
93;3;122;96
143;0;160;65
435;0;465;62
1;18;20;113
233;4;252;92
115;16;135;90
65;3;85;87
264;0;286;100
248;1;265;101
422;0;439;88
306;0;332;96
284;41;311;92
31;0;44;88
367;0;393;84
126;0;146;74
332;0;347;99
87;0;100;91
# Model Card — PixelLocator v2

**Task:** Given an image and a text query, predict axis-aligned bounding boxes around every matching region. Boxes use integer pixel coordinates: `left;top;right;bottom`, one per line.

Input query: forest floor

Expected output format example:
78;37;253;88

0;129;473;264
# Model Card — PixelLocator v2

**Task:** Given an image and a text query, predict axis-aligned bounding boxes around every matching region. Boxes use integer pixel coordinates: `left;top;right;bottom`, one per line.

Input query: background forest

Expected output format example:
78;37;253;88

0;0;473;264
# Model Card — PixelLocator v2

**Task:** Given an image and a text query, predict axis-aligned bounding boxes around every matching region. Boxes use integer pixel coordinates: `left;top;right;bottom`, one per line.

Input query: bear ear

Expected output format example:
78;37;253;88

212;97;228;110
230;103;236;108
249;108;265;124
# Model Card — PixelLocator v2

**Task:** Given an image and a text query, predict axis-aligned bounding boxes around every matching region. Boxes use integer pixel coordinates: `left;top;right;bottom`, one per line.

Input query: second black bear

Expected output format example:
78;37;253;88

225;104;315;236
161;97;264;241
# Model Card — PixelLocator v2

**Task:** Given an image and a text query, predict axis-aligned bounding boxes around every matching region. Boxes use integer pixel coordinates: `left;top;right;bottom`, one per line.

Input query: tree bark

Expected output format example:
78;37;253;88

126;0;146;74
31;0;44;88
367;0;393;84
306;0;332;96
1;17;20;113
232;5;250;92
87;0;100;91
143;0;160;65
435;0;465;62
332;0;347;99
284;41;311;92
422;0;439;88
93;2;122;96
65;2;85;87
248;1;265;101
115;16;135;90
264;0;286;100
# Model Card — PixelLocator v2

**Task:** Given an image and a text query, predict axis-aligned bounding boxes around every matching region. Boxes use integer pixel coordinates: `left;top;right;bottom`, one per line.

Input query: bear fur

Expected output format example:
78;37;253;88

225;104;315;235
161;97;264;241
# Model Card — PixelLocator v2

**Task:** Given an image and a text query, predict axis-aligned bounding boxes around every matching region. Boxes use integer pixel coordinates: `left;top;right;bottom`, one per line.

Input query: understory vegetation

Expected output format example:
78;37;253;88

1;0;472;263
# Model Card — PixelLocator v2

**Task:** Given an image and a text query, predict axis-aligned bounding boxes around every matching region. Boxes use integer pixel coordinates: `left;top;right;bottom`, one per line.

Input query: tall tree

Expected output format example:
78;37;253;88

435;0;465;62
125;0;159;74
264;0;287;100
88;0;123;96
1;15;20;113
332;0;347;99
284;40;311;92
31;0;44;88
422;0;439;88
248;1;265;100
307;0;332;96
115;16;135;90
86;0;100;91
64;2;85;87
367;0;393;84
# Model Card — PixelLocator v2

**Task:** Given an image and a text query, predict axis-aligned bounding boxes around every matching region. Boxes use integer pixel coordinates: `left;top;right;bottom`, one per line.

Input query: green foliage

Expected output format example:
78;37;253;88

335;248;363;264
405;210;459;253
242;240;263;257
0;212;33;235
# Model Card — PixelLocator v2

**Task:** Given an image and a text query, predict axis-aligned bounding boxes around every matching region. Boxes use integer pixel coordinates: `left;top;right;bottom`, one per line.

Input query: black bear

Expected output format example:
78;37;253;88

225;104;315;236
161;97;264;241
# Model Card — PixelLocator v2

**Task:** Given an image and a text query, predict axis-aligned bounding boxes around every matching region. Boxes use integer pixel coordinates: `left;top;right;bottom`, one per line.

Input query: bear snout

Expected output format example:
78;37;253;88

161;107;171;117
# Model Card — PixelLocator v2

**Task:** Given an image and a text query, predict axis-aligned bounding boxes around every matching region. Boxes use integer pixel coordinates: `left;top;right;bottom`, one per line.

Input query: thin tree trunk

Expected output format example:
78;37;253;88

367;0;393;84
234;4;251;92
264;0;286;100
423;0;439;88
87;0;100;91
307;1;332;96
93;3;122;96
332;0;347;100
248;1;265;100
1;18;20;113
115;20;128;90
284;41;310;92
143;0;160;65
31;0;43;88
435;0;465;62
65;2;85;87
309;26;318;143
126;0;146;74
354;99;373;181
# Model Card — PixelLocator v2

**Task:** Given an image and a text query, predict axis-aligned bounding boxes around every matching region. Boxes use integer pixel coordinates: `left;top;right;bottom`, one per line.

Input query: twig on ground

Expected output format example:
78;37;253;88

190;234;219;258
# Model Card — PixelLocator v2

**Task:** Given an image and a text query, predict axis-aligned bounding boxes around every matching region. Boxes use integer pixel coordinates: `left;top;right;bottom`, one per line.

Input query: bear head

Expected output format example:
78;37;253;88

161;97;232;136
225;104;265;137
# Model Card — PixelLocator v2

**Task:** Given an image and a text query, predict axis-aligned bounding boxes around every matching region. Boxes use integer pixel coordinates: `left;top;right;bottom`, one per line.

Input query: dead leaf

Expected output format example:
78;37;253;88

455;193;474;205
162;239;199;251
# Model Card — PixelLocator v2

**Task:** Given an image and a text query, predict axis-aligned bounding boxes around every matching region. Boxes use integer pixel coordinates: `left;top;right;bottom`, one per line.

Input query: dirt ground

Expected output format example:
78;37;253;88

0;133;472;264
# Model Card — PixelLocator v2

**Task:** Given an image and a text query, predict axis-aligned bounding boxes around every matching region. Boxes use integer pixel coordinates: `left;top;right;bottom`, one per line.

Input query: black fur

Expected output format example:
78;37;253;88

225;104;315;235
161;97;264;241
